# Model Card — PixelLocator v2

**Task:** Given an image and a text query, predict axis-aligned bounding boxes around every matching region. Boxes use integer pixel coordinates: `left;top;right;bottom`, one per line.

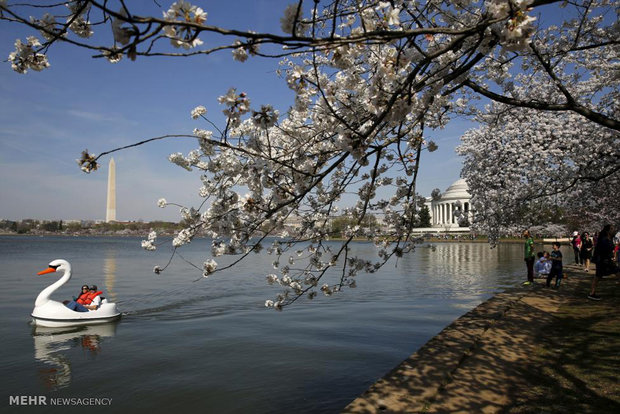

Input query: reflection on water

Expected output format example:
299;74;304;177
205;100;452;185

424;242;501;275
394;243;520;301
103;250;118;303
32;322;118;390
432;243;501;293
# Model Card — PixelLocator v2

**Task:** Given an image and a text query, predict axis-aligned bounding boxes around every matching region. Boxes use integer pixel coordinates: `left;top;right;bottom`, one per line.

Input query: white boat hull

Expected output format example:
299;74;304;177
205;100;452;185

31;300;121;328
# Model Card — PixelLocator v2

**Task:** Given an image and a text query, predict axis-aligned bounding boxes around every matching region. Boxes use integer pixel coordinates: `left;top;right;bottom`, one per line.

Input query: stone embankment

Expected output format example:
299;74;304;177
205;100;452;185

343;264;619;413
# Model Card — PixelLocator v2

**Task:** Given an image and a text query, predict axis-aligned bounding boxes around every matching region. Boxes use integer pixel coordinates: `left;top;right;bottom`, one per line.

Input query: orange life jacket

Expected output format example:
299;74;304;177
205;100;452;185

76;292;89;305
77;290;103;305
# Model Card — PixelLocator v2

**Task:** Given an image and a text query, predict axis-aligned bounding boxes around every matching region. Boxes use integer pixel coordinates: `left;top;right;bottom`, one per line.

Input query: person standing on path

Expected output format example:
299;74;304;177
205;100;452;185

546;242;564;288
589;224;618;300
523;230;535;285
580;232;594;272
571;231;582;265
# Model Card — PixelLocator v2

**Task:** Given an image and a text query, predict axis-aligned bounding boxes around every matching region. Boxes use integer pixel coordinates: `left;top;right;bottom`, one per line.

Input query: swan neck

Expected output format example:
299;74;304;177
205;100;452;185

35;268;71;307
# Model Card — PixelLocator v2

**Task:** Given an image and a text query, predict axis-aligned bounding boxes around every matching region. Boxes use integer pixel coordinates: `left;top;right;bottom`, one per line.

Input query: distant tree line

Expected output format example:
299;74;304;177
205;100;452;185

0;219;181;234
327;207;432;238
0;219;66;234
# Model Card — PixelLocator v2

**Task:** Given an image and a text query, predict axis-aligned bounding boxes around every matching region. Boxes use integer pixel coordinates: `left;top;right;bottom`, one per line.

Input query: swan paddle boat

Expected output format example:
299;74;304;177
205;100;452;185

31;259;121;328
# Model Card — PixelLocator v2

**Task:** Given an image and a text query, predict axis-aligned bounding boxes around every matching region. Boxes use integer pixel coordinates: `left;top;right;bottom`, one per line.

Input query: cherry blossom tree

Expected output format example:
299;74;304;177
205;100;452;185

1;0;617;308
457;0;619;240
458;106;619;242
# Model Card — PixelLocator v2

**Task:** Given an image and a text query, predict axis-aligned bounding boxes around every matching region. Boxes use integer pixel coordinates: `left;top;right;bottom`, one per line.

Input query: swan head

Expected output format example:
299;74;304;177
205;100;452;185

34;260;72;308
37;259;71;275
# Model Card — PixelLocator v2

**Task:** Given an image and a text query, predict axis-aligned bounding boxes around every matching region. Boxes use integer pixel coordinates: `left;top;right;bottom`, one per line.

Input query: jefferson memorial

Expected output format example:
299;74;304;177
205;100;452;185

424;178;473;232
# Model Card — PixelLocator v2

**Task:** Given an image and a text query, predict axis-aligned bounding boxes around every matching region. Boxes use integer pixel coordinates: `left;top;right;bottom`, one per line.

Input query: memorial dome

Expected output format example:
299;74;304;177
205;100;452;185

442;178;470;200
423;177;473;229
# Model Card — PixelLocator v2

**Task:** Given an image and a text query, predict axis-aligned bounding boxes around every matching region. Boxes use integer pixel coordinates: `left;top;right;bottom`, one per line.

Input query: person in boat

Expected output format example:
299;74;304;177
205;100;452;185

65;285;103;312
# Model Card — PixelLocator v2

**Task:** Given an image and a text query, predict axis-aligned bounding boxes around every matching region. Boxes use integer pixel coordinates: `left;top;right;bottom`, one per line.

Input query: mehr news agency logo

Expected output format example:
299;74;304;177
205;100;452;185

9;395;112;406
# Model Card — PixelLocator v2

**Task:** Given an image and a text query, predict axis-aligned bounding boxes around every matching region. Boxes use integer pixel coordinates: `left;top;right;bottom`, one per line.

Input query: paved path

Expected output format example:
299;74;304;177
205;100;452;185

343;264;619;413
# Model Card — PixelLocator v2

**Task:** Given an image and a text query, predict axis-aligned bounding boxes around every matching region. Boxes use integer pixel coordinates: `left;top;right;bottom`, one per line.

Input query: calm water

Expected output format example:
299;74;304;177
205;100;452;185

0;236;564;413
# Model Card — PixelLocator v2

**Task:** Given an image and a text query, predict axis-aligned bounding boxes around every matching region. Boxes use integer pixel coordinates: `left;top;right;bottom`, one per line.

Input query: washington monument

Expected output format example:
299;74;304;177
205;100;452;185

106;158;116;222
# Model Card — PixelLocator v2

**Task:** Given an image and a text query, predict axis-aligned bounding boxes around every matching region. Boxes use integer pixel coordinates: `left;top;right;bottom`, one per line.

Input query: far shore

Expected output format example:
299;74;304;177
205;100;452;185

0;231;568;245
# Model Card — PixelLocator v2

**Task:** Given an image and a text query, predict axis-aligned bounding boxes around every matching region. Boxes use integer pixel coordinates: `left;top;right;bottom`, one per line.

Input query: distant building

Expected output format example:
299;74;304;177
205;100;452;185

425;178;472;231
284;214;303;230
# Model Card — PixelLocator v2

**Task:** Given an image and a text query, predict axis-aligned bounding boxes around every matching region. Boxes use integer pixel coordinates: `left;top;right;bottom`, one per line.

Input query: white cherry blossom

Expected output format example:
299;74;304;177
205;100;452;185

191;105;207;119
8;37;50;73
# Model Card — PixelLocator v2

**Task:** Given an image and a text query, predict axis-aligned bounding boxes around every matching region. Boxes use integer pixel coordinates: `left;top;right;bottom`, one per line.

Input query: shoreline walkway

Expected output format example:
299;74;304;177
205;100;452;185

343;264;619;413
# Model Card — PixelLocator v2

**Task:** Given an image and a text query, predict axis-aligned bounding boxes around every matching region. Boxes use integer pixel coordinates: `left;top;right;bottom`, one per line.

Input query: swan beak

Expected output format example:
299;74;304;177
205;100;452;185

37;267;57;275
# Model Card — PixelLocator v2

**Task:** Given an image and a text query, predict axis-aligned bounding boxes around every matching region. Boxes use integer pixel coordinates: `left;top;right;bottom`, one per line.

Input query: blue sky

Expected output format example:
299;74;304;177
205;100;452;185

0;1;470;222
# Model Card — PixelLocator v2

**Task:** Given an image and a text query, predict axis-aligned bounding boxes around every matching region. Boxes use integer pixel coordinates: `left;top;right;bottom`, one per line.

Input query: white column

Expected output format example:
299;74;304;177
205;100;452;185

106;158;117;222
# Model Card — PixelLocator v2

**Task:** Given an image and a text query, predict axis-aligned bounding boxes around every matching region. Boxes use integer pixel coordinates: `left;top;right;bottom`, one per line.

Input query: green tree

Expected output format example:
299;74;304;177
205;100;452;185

65;222;82;232
418;206;431;228
42;221;62;232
